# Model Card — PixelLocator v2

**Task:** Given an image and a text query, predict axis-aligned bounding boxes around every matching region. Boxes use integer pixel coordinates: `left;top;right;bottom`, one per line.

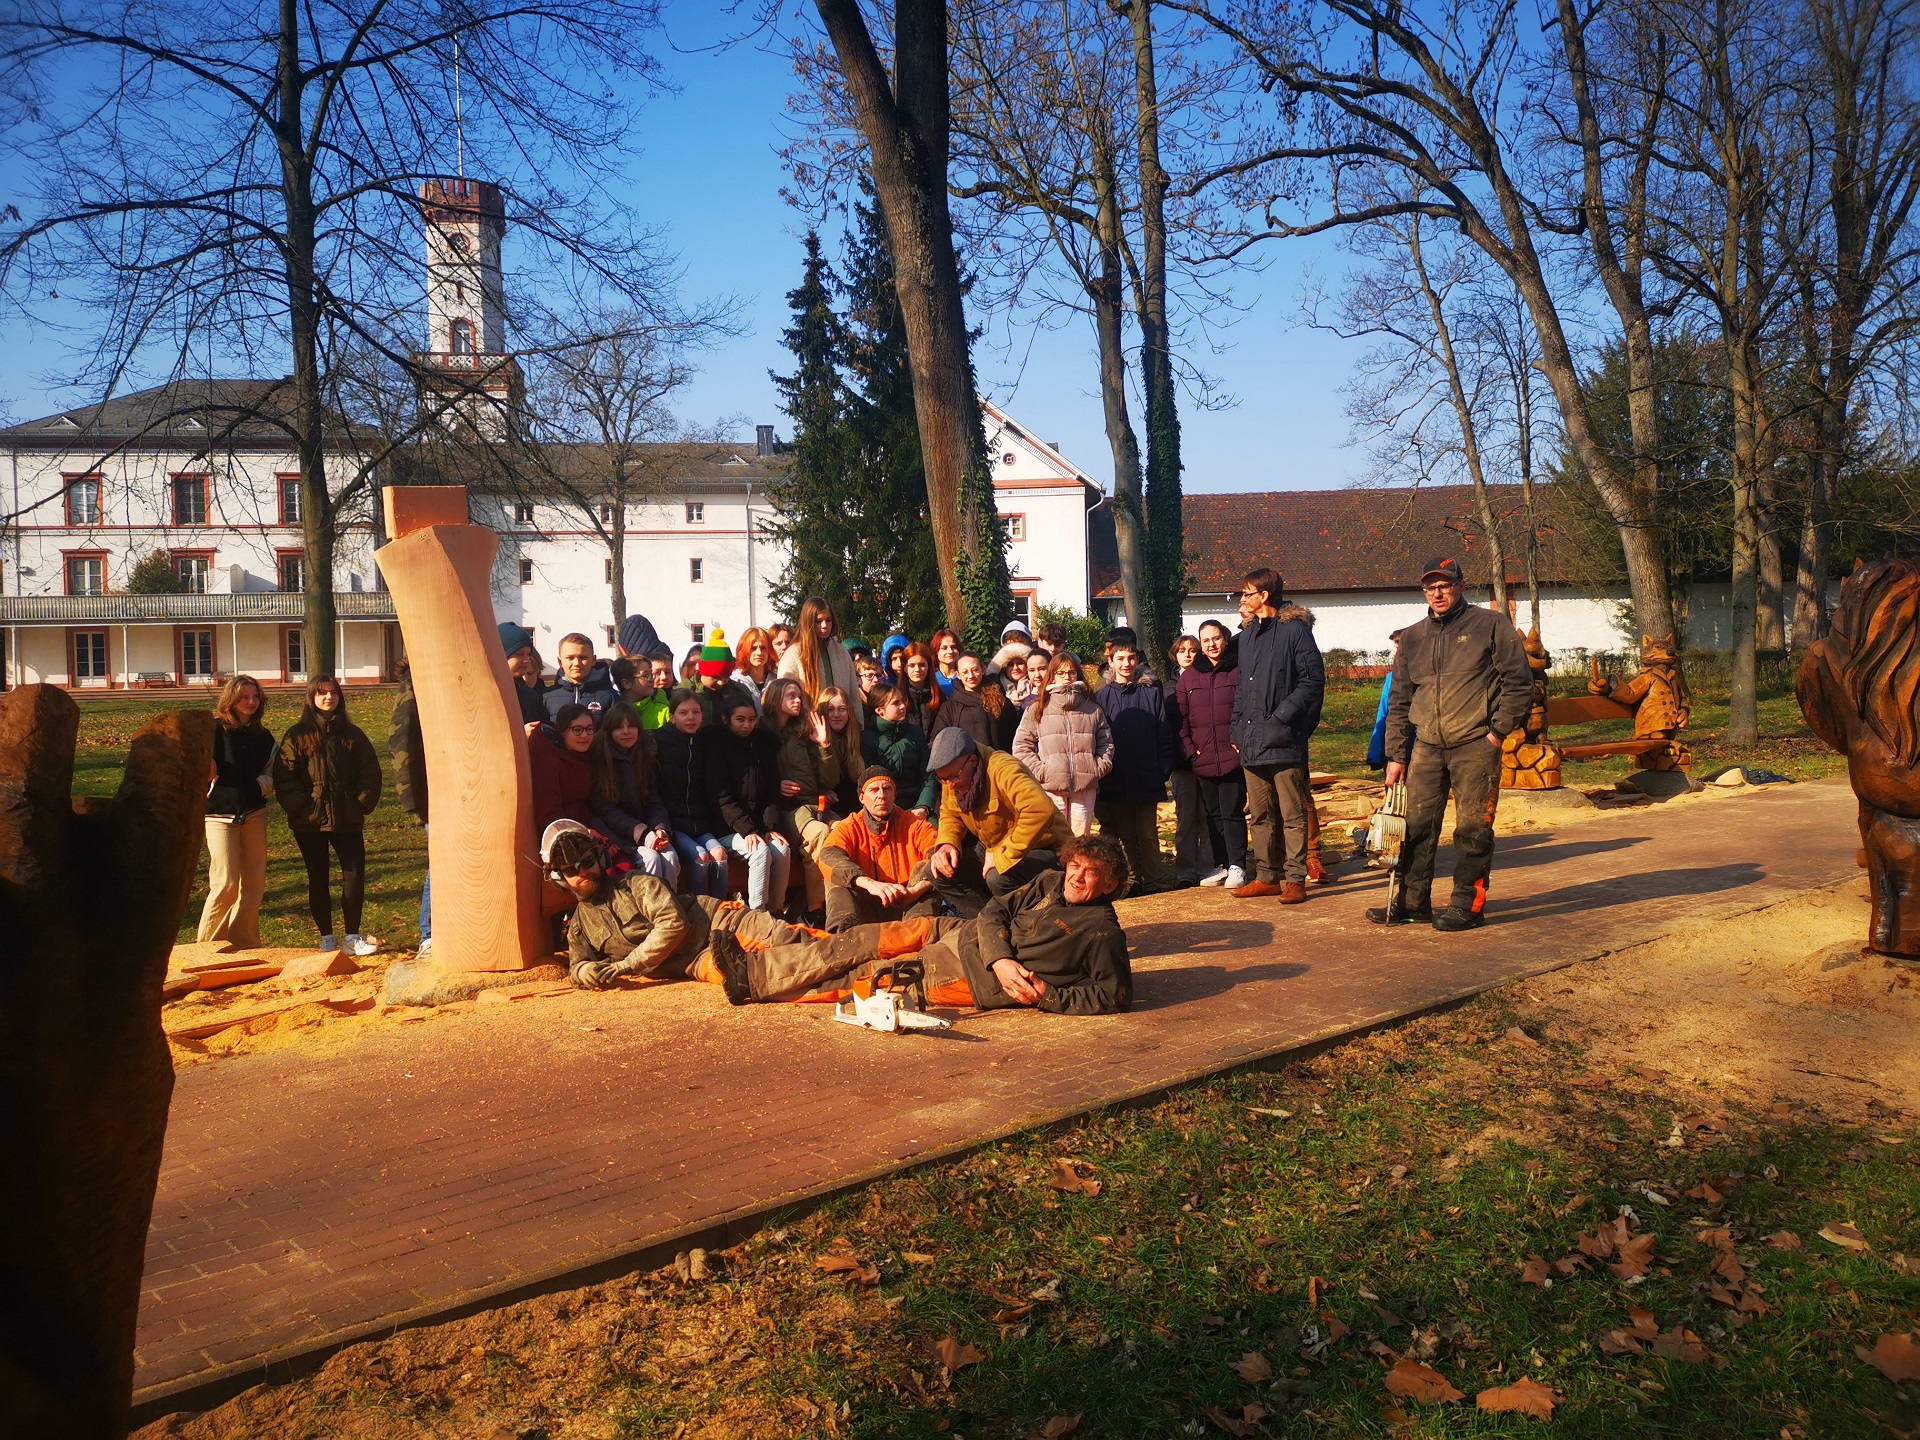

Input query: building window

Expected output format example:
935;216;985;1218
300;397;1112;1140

1011;592;1035;631
689;557;703;583
182;629;216;679
279;477;302;525
605;626;616;649
65;554;104;596
173;553;212;594
66;476;102;526
597;501;619;525
1002;513;1027;542
73;631;108;681
172;474;209;526
685;502;704;524
689;622;704;644
450;318;475;354
277;552;306;593
285;627;306;678
603;557;614;583
519;558;533;585
514;501;535;525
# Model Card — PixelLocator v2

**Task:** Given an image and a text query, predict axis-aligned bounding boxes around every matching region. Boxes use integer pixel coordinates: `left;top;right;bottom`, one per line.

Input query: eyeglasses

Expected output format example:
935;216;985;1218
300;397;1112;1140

1422;580;1458;593
564;723;596;736
1239;589;1261;600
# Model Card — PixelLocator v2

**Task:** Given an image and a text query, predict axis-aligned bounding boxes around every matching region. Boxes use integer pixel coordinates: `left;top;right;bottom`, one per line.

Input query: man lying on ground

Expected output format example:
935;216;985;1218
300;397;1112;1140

712;830;1134;1015
546;821;1133;1015
819;766;939;932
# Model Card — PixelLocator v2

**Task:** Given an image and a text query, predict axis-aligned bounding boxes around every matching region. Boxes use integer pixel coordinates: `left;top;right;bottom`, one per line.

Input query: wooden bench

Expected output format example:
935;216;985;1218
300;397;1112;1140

136;671;175;689
1543;693;1685;769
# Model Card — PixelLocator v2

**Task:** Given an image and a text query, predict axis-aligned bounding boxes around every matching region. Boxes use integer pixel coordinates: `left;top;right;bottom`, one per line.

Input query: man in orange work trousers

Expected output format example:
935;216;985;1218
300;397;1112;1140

1369;556;1534;933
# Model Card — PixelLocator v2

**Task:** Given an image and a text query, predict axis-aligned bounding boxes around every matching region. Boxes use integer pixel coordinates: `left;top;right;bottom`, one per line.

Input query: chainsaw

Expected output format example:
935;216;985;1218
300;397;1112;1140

1363;782;1410;914
833;959;953;1034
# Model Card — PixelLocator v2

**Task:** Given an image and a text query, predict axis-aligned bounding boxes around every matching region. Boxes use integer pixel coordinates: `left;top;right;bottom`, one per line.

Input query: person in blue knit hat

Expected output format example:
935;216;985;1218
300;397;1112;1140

498;621;546;730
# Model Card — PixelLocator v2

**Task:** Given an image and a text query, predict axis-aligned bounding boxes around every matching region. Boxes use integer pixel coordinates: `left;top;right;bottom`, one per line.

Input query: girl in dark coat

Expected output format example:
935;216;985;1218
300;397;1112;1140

932;653;1022;751
655;691;729;896
200;673;276;947
588;701;678;888
1174;620;1249;886
899;641;942;737
272;675;382;954
530;702;596;838
708;692;793;911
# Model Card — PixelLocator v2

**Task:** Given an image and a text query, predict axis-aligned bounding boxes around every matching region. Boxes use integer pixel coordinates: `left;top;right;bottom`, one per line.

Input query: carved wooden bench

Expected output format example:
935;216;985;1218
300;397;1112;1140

1543;694;1687;770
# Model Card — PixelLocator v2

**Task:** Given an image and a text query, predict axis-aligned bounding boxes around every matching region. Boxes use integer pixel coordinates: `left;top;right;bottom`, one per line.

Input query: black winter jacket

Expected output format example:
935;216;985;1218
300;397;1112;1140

591;737;671;849
1383;600;1533;760
543;660;621;723
272;710;383;833
207;722;276;821
930;684;1022;752
707;725;785;838
1229;605;1325;767
654;725;719;836
1095;680;1175;804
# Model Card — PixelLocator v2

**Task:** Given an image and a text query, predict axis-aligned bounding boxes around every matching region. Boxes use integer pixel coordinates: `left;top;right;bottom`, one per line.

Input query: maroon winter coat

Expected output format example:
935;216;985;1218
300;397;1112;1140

529;731;595;836
1176;643;1243;779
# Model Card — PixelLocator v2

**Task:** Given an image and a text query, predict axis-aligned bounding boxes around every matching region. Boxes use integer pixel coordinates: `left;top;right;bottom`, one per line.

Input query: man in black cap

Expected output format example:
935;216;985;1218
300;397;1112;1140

1371;556;1533;931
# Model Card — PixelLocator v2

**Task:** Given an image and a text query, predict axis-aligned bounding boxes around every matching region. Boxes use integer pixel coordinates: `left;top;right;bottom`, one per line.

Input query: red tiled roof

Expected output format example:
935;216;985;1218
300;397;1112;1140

1091;484;1582;598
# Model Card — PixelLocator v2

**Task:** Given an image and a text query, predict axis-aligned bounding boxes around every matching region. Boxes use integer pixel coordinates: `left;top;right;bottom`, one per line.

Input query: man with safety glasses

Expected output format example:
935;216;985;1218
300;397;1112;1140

1370;557;1533;932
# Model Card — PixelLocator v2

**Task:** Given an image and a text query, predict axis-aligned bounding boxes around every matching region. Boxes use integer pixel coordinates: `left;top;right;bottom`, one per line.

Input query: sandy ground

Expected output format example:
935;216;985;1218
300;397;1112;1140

132;846;1915;1440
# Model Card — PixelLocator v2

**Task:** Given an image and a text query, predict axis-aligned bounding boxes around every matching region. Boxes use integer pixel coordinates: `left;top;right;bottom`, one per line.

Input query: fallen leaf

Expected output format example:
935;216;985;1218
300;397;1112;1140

1234;1351;1273;1383
990;1304;1034;1324
1891;1254;1920;1276
1322;1313;1350;1341
1627;1307;1659;1339
1705;1280;1741;1306
1383;1358;1464;1404
1598;1329;1643;1355
1686;1182;1724;1204
1042;1416;1082;1439
1650;1326;1712;1364
930;1335;984;1372
1856;1332;1920;1384
1553;1193;1592;1218
1476;1376;1559;1420
1765;1231;1802;1251
1696;1227;1735;1251
1631;1063;1668;1082
1028;1278;1063;1303
1519;1256;1551;1287
1247;1107;1293;1119
1711;1251;1747;1287
1201;1404;1257;1437
1736;1287;1773;1316
1610;1232;1656;1279
1307;1276;1327;1308
1504;1025;1539;1047
1819;1222;1870;1253
902;1251;936;1265
816;1249;880;1286
1577;1230;1615;1259
1676;1113;1726;1132
1049;1159;1102;1197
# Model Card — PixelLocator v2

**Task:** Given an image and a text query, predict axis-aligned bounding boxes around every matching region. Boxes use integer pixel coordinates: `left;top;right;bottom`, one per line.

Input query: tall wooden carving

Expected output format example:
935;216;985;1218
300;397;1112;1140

1588;634;1692;771
1501;626;1564;789
1;688;212;1437
1797;557;1920;958
375;486;545;971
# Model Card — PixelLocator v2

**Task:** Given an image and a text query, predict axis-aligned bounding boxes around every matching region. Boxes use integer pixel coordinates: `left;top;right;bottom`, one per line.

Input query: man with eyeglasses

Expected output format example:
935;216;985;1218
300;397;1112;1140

1370;557;1533;932
1227;566;1325;903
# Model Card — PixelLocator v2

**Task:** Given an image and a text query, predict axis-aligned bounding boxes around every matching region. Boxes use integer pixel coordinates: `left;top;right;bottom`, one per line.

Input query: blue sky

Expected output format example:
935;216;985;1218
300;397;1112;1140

0;6;1367;494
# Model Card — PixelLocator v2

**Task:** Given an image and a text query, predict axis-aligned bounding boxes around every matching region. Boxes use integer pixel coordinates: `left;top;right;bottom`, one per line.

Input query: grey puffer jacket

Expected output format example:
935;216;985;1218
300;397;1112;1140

1012;683;1114;794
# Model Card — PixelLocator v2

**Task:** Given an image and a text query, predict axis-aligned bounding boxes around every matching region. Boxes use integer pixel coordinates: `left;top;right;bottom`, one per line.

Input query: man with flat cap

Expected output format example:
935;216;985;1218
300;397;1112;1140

1372;555;1532;932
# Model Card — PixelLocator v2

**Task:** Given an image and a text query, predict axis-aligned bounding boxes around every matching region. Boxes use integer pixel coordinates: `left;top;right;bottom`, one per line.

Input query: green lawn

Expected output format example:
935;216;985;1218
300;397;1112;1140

66;658;1841;951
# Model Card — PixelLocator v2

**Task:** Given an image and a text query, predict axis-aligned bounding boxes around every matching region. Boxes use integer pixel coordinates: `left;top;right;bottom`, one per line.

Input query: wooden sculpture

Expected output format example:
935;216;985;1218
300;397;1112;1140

1797;557;1920;958
1587;634;1693;771
1;687;212;1437
374;485;545;971
1501;626;1564;789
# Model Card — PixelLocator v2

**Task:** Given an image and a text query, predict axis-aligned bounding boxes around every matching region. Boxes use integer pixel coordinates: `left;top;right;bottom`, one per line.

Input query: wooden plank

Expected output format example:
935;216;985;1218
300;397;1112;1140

196;965;283;990
1546;694;1636;725
1560;740;1660;760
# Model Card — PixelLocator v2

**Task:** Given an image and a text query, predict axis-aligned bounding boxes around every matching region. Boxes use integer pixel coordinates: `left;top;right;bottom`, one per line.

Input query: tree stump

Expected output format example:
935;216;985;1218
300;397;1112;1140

0;686;213;1437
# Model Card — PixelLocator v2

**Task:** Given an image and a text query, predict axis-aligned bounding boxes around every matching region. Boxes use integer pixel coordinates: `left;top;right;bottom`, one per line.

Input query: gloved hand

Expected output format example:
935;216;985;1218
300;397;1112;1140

570;959;620;990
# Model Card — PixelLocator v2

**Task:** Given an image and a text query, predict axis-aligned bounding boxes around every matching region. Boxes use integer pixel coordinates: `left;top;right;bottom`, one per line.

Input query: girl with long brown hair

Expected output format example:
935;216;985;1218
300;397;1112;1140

271;676;383;954
899;641;941;735
588;701;679;888
775;595;864;725
200;674;276;946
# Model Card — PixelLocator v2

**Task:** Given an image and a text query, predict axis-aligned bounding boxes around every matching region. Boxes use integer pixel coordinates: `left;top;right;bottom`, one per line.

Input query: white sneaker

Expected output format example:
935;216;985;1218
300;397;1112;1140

417;937;434;957
1223;866;1247;889
319;934;339;953
1197;866;1230;887
343;934;380;958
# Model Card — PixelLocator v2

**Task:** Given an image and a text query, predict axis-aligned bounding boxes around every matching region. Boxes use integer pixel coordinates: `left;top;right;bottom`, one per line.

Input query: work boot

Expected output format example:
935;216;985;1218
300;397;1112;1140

706;928;756;1005
1432;906;1486;933
1230;878;1284;898
1279;882;1307;905
1365;897;1433;926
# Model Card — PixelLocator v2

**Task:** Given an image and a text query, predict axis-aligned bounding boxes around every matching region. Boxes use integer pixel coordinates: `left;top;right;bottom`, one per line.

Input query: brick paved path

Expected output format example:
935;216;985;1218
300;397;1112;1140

134;779;1860;1416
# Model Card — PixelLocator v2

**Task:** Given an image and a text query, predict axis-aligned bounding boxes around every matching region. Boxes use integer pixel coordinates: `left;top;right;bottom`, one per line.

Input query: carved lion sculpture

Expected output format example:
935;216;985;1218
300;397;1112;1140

1798;557;1920;958
1;687;213;1436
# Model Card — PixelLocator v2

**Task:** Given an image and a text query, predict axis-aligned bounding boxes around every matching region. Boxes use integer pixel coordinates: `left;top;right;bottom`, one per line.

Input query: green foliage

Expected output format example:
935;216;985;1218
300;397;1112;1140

765;194;945;638
1141;381;1187;663
1034;603;1108;663
125;550;185;594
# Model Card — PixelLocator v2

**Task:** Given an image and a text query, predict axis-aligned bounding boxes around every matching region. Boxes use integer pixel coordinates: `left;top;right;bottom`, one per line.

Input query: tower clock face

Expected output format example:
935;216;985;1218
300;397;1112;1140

449;232;470;254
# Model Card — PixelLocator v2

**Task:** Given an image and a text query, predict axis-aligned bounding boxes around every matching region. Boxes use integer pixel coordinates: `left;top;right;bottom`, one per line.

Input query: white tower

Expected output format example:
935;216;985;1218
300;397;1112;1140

415;177;521;438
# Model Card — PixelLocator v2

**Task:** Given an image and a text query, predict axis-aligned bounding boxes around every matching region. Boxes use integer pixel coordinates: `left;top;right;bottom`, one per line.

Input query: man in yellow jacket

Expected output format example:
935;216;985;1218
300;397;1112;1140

925;729;1073;918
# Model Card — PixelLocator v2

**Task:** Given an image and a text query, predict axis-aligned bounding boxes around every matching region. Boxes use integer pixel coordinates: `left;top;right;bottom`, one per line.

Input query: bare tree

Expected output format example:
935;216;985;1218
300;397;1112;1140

1;0;666;675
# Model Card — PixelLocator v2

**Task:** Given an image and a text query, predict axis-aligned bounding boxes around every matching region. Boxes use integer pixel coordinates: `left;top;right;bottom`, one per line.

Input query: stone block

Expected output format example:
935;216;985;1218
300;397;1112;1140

1623;768;1702;799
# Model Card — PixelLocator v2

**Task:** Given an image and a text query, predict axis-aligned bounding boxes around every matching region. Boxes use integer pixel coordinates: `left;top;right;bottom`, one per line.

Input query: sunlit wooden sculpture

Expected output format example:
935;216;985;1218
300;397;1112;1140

1797;557;1920;959
1;687;212;1436
1586;634;1693;772
375;485;545;971
1500;626;1564;789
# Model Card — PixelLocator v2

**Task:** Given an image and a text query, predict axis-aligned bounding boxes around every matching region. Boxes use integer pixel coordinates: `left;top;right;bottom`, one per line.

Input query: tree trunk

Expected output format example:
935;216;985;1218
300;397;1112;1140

1515;329;1542;633
1124;0;1184;662
609;488;628;633
815;0;985;635
1727;349;1762;746
276;0;336;677
1407;223;1507;608
1791;423;1835;648
1091;141;1148;637
1756;463;1784;650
